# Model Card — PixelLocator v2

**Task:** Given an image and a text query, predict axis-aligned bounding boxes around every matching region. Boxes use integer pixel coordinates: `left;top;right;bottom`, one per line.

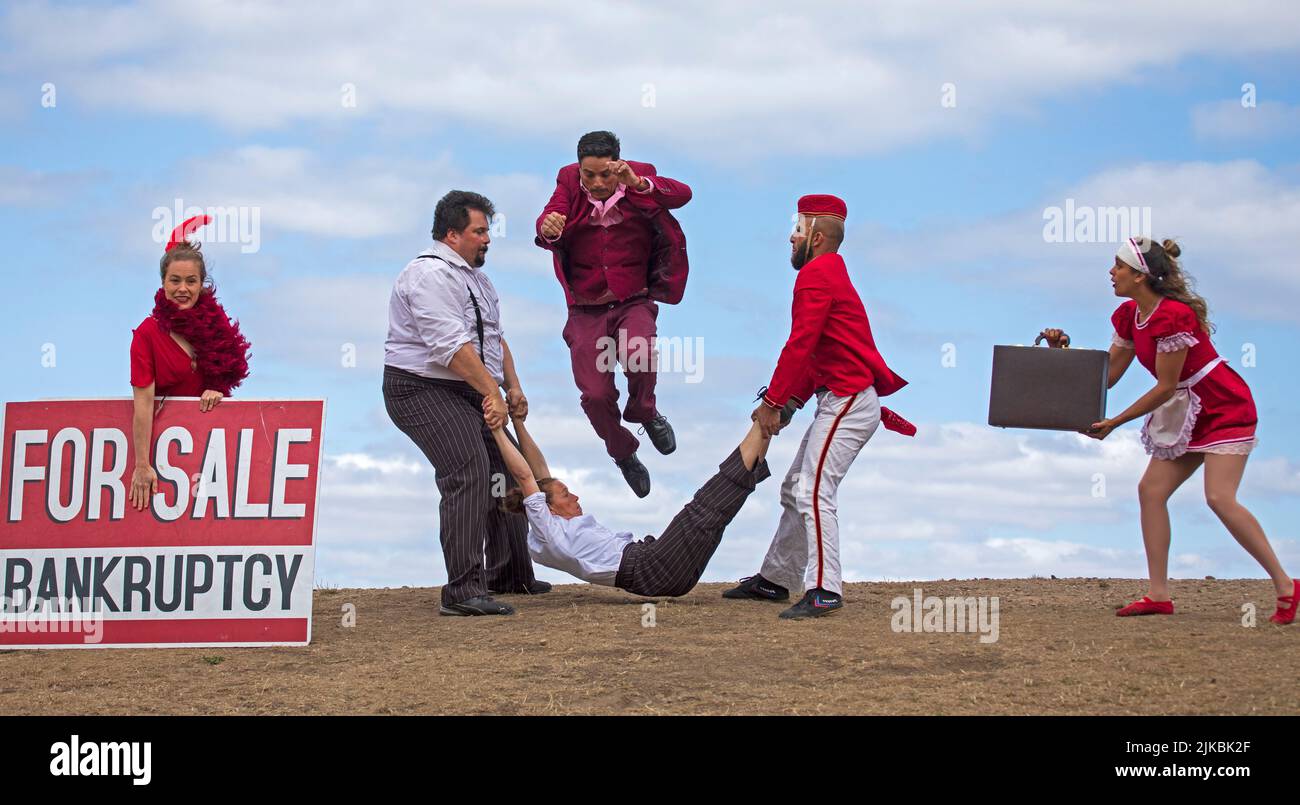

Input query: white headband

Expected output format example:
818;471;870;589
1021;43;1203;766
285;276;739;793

1116;237;1150;274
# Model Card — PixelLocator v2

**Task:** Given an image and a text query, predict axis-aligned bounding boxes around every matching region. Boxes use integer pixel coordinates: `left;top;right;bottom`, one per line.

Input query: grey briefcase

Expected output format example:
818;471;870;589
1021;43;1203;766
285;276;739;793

988;335;1108;431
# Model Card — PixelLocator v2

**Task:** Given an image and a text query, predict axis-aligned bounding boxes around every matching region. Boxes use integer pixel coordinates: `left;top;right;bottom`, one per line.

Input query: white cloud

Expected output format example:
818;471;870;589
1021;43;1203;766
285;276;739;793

124;145;554;247
6;1;1300;156
860;159;1300;322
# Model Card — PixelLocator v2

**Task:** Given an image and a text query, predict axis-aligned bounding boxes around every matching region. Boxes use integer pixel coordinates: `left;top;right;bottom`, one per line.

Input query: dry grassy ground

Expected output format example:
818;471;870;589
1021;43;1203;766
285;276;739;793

1;578;1294;715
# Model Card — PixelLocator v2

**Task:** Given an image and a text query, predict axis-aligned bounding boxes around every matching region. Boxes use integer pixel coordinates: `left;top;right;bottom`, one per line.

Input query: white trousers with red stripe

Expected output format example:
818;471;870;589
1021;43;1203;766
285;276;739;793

758;387;880;595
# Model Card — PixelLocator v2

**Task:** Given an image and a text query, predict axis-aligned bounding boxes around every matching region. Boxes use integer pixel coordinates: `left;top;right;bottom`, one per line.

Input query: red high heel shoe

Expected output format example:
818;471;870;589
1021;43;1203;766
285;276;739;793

1269;579;1299;625
1116;596;1174;617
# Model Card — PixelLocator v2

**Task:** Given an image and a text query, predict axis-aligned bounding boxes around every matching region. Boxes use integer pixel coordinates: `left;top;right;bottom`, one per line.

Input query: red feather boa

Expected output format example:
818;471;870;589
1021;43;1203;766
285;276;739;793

151;288;252;396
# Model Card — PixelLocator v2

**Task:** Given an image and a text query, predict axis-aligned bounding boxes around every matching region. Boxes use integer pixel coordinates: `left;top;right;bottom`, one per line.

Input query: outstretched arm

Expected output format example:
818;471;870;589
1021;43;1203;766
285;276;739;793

510;415;552;480
485;399;538;496
491;426;539;498
1087;347;1185;440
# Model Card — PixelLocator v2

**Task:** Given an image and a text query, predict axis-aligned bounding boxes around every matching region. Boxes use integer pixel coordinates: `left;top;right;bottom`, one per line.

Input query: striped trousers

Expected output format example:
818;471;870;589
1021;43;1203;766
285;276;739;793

382;366;536;605
615;447;771;597
758;387;880;595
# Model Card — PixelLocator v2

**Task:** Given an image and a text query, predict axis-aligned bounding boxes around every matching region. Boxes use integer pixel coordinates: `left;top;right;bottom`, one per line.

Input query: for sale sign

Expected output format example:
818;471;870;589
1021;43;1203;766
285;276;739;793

0;398;324;649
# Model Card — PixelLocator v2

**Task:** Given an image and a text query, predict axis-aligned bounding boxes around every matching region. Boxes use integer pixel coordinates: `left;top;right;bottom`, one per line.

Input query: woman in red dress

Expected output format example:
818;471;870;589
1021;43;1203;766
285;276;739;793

129;216;252;510
1042;237;1295;624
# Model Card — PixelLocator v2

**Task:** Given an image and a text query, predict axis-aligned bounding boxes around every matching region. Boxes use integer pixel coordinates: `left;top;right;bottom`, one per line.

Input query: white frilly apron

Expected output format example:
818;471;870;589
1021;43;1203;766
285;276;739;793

1141;356;1224;459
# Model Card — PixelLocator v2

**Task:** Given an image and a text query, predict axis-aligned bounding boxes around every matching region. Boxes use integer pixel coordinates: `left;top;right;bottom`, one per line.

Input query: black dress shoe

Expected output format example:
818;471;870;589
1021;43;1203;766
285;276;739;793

615;453;651;498
722;573;790;601
438;596;516;616
778;588;843;619
488;580;553;595
642;415;676;455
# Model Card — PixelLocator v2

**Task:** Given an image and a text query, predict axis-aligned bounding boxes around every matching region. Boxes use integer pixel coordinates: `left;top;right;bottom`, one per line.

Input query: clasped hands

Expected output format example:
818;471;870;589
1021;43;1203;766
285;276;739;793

483;387;528;429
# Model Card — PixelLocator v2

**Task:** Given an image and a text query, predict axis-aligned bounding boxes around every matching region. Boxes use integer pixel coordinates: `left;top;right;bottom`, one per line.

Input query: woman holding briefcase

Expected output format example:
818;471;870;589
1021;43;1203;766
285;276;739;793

1042;236;1295;624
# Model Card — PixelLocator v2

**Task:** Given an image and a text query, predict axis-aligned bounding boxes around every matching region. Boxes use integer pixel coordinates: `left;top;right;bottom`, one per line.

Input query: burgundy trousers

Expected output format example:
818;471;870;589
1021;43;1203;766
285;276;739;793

562;296;659;460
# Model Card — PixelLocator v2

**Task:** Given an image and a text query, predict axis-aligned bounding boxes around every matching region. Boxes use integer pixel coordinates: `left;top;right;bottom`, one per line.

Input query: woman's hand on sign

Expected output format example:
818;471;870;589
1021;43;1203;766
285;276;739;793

130;465;158;511
200;389;224;412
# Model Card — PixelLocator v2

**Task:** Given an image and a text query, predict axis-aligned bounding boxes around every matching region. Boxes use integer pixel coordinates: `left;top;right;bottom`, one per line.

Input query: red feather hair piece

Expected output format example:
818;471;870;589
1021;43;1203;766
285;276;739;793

166;214;211;252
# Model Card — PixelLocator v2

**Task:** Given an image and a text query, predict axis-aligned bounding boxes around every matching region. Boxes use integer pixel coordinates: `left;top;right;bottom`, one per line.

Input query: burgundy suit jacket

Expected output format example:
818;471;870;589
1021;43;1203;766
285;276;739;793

533;160;691;306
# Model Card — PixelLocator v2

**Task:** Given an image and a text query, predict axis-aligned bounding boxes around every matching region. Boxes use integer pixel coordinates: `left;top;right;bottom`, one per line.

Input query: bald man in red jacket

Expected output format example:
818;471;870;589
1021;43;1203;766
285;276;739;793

535;130;692;497
725;194;915;620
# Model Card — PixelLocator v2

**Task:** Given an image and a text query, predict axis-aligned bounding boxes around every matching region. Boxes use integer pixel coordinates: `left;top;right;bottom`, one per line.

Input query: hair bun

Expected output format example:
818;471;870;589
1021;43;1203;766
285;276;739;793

1161;238;1181;259
501;487;525;514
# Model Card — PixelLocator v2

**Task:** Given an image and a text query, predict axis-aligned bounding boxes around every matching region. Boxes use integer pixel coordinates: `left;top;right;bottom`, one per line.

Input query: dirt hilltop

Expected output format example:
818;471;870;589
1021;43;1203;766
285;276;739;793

1;578;1294;715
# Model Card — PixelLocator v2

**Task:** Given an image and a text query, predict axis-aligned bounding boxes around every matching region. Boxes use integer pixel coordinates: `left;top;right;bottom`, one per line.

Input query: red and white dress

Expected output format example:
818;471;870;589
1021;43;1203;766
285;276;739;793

1111;298;1257;458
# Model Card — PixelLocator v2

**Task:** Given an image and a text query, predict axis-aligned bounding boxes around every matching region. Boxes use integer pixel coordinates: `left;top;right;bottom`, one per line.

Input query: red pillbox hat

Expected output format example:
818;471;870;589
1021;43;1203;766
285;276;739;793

797;194;847;221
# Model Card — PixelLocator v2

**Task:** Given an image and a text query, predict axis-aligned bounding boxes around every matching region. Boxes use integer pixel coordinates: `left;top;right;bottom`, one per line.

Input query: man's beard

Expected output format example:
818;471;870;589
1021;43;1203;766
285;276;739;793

473;247;488;268
790;239;812;270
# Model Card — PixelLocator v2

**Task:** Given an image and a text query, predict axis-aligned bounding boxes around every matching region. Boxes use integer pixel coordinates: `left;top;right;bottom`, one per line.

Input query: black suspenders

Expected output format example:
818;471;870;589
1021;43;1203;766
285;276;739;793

421;253;486;359
465;285;485;359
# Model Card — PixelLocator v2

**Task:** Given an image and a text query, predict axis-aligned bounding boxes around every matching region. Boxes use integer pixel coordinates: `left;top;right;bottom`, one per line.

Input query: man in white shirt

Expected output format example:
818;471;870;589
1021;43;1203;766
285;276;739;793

491;400;773;598
383;190;546;617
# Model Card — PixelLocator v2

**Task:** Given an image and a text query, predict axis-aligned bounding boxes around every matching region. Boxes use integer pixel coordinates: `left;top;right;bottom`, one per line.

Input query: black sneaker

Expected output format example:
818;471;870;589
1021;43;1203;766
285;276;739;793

778;588;842;619
615;453;651;498
439;596;516;616
722;574;790;602
641;415;676;455
488;580;553;595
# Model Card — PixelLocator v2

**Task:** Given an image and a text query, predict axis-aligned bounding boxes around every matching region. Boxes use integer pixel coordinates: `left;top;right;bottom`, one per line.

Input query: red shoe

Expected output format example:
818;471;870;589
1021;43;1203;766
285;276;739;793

1269;580;1299;625
1116;596;1174;617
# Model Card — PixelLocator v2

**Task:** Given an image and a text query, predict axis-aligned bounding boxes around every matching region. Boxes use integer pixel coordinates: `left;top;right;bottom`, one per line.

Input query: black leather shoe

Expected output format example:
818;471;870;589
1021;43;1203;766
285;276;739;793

642;415;676;455
615;453;651;498
722;574;790;602
439;596;516;616
488;580;553;595
778;588;843;619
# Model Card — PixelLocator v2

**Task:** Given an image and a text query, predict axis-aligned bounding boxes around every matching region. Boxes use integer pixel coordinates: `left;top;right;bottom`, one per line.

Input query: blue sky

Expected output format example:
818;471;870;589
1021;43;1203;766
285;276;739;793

3;1;1299;590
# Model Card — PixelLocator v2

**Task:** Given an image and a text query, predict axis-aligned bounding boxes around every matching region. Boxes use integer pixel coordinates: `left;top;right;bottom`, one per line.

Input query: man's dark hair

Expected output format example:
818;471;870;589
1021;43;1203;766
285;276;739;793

432;190;495;240
577;130;620;161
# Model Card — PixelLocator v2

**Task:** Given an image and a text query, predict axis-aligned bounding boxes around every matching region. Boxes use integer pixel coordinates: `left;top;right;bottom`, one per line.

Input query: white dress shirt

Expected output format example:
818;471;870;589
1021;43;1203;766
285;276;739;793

384;239;506;383
522;492;635;586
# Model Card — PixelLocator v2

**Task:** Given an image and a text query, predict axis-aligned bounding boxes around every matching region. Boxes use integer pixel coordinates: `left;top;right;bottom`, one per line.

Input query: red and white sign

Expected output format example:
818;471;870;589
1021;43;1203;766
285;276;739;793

0;398;324;649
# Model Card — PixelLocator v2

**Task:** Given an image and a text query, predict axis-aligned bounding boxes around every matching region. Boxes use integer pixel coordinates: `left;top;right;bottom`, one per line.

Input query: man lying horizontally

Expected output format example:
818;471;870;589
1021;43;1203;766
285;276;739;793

486;398;773;598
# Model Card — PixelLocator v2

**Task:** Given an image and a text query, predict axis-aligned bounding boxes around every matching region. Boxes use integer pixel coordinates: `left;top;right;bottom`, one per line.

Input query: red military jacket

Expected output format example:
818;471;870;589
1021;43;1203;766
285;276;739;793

533;160;691;306
762;252;907;408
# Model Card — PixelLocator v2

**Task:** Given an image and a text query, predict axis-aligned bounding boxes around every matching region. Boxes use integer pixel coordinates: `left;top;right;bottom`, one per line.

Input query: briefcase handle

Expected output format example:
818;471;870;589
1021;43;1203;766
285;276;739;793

1033;330;1071;348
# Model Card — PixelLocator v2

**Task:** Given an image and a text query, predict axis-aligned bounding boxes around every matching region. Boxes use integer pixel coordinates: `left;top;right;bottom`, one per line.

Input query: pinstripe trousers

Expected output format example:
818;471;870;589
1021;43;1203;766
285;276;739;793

382;366;536;605
614;448;772;597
